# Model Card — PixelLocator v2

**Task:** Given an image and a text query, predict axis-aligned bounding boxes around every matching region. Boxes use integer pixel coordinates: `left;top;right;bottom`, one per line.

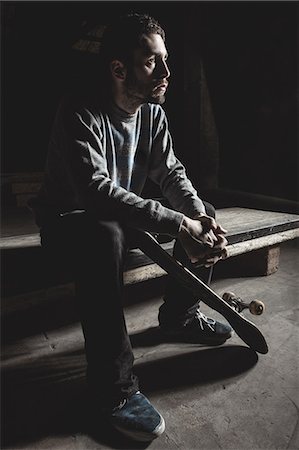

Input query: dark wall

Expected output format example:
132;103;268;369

1;1;298;201
190;2;298;201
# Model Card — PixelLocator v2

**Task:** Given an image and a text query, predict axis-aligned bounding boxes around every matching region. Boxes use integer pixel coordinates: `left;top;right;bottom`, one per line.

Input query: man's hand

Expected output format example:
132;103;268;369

178;213;228;267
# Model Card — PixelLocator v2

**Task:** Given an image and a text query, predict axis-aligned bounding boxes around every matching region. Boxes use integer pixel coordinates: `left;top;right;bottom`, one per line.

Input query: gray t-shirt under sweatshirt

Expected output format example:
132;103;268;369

32;92;205;237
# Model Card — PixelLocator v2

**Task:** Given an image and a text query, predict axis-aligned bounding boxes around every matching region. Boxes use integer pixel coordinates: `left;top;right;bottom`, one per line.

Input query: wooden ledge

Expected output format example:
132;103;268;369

1;207;299;296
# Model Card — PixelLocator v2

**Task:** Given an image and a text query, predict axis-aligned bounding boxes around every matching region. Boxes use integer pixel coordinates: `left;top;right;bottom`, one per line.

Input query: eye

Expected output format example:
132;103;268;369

146;57;155;67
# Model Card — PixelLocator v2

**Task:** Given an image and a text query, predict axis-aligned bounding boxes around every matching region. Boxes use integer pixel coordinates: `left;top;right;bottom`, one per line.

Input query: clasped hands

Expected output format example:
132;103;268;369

178;213;228;268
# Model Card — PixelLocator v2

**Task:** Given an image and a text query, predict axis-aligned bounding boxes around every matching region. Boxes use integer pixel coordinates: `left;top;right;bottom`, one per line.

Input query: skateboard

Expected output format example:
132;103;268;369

135;230;269;355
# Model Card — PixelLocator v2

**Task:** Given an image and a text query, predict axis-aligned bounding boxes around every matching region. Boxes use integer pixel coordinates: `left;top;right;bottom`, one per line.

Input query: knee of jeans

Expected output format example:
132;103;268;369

203;201;216;219
95;220;127;253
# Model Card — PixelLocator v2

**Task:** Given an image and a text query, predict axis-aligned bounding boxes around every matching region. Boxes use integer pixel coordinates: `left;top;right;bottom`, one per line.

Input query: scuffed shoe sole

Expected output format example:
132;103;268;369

112;416;165;442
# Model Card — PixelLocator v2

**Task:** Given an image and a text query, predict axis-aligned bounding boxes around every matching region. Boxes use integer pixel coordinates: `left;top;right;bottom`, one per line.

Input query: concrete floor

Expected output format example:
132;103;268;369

1;240;299;450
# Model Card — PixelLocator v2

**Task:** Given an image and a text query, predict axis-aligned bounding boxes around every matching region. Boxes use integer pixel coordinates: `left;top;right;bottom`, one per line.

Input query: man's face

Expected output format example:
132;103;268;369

124;33;170;105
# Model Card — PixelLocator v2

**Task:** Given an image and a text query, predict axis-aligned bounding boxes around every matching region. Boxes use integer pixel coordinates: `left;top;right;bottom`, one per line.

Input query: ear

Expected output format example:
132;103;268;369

110;60;127;81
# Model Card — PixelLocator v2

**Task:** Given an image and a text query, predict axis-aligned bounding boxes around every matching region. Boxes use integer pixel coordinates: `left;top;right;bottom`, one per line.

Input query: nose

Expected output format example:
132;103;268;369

163;60;170;79
156;59;170;80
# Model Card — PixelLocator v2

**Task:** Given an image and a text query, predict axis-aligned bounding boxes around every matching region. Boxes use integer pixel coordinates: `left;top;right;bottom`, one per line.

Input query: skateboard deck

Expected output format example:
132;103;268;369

135;230;269;355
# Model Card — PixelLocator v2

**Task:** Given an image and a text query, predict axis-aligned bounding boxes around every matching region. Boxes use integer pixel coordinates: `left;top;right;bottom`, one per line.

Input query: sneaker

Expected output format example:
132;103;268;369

110;391;165;442
161;309;233;345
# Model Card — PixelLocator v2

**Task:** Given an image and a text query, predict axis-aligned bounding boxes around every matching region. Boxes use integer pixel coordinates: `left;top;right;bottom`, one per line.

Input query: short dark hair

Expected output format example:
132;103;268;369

100;13;166;66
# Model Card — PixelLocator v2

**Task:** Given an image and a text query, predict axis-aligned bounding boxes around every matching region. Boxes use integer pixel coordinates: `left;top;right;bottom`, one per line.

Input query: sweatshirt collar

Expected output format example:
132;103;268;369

109;100;139;123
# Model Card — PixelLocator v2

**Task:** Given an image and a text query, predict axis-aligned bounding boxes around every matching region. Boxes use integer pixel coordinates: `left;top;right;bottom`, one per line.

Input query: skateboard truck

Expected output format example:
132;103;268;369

222;292;265;315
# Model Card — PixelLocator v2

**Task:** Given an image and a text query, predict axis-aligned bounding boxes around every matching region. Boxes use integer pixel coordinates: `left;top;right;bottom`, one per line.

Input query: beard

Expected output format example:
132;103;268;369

124;69;166;105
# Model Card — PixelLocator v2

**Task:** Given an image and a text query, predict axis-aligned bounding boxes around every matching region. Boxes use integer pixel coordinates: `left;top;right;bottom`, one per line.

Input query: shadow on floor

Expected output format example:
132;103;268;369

1;342;258;449
135;341;258;391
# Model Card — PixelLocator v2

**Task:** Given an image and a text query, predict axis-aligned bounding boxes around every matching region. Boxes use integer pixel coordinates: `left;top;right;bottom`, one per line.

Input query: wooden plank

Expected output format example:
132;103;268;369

2;206;298;300
125;229;299;282
125;230;299;282
124;264;167;285
217;208;299;244
226;228;299;257
1;207;299;252
2;206;299;239
0;233;40;249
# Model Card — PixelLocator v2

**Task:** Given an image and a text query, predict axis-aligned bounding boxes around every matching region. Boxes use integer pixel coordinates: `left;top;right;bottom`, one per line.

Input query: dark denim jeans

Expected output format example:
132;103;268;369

158;201;215;329
40;201;215;408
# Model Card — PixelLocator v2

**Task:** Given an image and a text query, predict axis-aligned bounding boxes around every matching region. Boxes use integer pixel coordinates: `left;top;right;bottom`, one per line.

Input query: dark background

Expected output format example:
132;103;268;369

1;1;298;202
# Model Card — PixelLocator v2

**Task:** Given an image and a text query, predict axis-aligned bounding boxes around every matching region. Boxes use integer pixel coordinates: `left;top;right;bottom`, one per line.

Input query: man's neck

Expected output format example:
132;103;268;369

112;86;142;115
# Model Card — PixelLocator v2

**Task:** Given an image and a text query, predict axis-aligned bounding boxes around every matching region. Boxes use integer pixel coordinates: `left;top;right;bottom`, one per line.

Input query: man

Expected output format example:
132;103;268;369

29;13;231;442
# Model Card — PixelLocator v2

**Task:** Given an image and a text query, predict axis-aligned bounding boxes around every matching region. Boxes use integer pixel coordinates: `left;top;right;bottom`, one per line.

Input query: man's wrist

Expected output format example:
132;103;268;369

178;215;188;234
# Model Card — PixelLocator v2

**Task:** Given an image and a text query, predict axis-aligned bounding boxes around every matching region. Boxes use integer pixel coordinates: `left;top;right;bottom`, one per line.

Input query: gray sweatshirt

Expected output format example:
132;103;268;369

31;92;205;237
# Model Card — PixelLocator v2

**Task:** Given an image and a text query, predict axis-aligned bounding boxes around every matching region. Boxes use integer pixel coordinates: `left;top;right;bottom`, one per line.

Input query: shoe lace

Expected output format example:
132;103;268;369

195;309;216;332
112;391;140;413
112;398;127;413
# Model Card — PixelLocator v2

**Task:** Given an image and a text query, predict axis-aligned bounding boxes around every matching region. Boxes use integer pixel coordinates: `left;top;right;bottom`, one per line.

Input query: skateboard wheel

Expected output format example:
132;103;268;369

249;300;265;315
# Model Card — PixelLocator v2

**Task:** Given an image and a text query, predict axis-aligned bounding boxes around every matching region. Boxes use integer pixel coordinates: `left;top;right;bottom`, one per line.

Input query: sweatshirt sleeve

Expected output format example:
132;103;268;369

148;106;206;218
55;98;184;237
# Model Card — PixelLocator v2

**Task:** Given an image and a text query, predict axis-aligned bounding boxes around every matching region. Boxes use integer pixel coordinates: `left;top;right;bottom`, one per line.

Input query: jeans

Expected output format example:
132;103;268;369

158;201;215;329
40;201;215;408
